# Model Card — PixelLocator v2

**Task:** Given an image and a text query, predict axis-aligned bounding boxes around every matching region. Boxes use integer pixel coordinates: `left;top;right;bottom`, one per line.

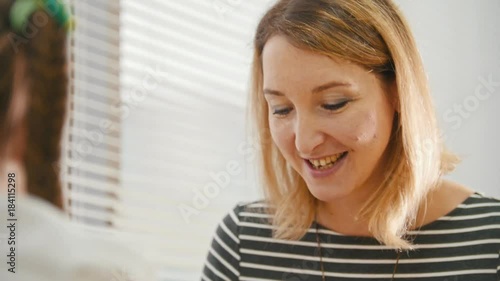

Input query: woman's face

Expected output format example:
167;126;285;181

262;36;396;203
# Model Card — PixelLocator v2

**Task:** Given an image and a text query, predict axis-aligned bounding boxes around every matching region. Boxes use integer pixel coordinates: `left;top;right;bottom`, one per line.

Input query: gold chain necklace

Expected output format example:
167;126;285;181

314;222;401;280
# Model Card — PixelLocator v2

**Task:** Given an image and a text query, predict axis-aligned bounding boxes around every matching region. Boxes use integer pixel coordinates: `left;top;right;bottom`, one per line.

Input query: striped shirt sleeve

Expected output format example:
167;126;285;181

202;206;241;281
497;250;500;280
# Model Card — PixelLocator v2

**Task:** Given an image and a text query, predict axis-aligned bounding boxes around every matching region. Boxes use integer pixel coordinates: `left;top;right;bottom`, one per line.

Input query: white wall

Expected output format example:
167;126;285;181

396;0;500;197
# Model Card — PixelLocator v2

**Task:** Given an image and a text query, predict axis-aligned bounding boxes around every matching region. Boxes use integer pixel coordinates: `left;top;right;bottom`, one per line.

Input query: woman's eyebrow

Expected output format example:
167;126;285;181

263;89;284;96
311;81;351;94
263;80;351;96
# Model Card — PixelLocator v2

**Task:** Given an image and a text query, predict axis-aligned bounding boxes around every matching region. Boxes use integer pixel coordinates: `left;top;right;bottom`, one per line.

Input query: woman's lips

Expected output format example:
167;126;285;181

305;152;348;178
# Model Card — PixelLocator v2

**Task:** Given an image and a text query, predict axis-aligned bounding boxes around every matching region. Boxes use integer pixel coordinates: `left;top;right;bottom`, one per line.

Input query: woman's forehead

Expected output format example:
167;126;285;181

262;36;370;92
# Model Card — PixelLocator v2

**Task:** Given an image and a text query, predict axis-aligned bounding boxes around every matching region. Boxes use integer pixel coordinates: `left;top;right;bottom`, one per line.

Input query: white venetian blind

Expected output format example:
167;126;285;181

119;0;271;279
62;0;121;227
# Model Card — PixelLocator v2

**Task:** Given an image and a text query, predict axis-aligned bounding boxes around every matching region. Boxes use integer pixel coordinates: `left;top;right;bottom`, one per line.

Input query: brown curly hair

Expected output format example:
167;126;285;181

0;0;68;209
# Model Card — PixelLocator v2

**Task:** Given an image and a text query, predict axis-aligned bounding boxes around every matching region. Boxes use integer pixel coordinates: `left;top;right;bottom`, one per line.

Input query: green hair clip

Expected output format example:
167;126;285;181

9;0;74;33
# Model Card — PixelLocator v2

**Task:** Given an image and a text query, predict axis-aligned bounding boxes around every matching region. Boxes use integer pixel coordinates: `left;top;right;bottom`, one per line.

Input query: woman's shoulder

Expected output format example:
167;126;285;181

216;200;274;239
224;200;273;225
457;192;500;213
419;180;496;225
435;180;500;213
465;192;500;202
419;181;500;233
237;200;274;215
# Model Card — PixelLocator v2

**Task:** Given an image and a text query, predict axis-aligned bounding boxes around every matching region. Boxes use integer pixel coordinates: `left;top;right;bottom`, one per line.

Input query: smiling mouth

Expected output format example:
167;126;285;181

307;152;348;170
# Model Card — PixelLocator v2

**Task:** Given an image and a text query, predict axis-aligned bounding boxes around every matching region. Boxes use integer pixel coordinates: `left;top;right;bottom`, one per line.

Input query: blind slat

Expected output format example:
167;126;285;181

66;174;118;194
68;190;117;208
70;127;120;147
66;160;120;179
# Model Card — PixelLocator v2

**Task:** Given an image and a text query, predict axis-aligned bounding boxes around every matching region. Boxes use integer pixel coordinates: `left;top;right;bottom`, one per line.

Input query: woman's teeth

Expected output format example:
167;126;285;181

308;152;346;170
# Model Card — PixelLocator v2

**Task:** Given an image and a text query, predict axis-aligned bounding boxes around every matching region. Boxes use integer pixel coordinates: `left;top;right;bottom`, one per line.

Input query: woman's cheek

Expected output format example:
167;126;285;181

343;111;378;144
270;119;293;150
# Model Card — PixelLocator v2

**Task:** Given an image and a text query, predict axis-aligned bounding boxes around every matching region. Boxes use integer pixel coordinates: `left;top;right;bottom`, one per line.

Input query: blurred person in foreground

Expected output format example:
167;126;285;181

0;0;154;280
202;0;500;280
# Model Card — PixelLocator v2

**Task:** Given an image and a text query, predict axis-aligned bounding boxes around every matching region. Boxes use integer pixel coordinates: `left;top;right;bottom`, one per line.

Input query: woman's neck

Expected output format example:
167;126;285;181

316;189;373;236
315;179;475;236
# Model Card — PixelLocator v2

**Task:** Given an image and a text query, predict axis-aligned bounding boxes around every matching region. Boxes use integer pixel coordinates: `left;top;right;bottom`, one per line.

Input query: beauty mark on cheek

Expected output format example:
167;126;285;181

351;112;378;143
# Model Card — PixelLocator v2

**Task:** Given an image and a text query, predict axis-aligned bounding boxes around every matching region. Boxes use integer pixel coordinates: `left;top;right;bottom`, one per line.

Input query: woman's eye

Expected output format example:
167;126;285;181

272;107;293;116
322;100;349;111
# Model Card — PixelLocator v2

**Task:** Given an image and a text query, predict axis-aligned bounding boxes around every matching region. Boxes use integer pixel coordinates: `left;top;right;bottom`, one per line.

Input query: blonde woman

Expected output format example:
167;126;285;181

202;0;500;280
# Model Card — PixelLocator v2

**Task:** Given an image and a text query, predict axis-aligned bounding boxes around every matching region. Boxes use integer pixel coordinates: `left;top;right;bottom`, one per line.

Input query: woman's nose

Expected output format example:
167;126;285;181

293;114;324;156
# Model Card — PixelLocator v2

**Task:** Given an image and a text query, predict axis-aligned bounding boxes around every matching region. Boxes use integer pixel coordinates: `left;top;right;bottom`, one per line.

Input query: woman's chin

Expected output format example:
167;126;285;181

306;182;352;203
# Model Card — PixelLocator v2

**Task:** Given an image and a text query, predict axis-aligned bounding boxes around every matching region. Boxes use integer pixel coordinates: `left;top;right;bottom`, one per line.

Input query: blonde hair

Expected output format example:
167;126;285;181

249;0;459;249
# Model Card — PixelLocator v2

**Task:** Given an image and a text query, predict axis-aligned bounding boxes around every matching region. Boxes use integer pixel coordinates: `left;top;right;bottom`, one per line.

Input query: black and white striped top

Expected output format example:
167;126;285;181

202;193;500;280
